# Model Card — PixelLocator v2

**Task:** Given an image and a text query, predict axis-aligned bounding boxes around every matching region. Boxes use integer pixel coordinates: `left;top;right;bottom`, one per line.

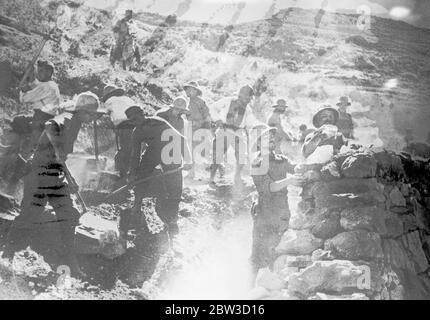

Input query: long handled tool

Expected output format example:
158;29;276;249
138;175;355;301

0;15;54;88
18;37;49;88
105;166;184;201
93;119;99;162
61;161;88;214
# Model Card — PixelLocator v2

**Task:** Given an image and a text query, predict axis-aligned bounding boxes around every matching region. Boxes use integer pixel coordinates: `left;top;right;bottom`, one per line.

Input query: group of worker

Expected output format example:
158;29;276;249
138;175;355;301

0;44;356;283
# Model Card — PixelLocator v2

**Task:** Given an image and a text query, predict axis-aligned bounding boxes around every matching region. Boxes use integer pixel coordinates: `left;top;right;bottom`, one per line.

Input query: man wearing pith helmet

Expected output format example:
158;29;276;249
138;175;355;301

302;105;347;159
336;96;355;139
2;91;103;278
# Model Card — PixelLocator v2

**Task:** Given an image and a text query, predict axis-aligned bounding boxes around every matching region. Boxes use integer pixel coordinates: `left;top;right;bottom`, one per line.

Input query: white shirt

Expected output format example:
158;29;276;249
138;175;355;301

20;80;60;115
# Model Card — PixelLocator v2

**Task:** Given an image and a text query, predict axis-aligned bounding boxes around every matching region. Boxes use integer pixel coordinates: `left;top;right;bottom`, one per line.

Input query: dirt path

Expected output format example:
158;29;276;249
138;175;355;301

145;171;256;300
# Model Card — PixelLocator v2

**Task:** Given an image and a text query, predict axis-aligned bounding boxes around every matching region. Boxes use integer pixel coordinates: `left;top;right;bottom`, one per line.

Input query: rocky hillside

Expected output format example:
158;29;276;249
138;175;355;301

1;1;430;151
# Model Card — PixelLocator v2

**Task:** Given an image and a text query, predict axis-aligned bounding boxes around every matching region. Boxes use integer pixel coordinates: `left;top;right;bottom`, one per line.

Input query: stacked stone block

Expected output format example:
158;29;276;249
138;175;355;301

259;150;430;300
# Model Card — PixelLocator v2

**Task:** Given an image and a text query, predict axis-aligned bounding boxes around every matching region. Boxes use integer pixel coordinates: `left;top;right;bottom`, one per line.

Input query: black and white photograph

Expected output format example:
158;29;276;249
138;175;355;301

0;0;430;304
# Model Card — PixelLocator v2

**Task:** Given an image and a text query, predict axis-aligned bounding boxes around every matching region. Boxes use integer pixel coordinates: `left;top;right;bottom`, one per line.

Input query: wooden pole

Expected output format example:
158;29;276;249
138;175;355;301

93;119;99;162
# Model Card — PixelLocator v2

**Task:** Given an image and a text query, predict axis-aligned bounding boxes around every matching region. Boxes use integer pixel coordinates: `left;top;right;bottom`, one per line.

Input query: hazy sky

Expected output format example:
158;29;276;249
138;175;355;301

84;0;430;29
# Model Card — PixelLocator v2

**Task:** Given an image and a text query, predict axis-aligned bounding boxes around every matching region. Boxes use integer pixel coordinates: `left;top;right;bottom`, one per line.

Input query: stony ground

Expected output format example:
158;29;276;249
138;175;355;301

0;167;264;300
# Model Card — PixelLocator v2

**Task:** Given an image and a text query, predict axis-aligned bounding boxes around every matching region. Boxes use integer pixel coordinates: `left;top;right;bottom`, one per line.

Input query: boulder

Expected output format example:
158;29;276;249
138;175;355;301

401;214;421;233
340;206;387;234
389;187;406;207
324;230;383;261
412;200;430;233
384;212;404;237
399;231;428;274
311;179;385;210
311;210;341;239
275;229;323;256
381;239;413;271
287;260;375;297
255;268;286;291
75;212;126;260
341;153;377;178
290;208;338;233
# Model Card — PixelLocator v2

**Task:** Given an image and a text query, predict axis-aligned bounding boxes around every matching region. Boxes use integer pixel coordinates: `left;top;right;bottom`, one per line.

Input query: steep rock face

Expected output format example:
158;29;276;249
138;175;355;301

273;149;430;300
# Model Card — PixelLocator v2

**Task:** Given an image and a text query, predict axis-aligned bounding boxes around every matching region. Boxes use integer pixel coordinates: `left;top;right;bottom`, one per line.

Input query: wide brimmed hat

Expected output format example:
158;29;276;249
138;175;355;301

271;98;288;109
336;96;352;106
183;81;202;96
312;105;339;128
102;84;125;103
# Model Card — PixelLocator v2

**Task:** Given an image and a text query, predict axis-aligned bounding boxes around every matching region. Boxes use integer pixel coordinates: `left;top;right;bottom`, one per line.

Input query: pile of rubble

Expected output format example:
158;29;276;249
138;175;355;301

255;150;430;300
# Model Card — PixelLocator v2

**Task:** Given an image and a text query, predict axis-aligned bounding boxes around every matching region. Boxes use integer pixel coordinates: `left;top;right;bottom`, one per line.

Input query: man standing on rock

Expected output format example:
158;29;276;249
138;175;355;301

127;106;191;248
111;10;140;70
19;59;60;151
2;92;103;278
336;96;354;139
250;126;305;279
302;105;347;160
183;82;212;179
209;85;255;185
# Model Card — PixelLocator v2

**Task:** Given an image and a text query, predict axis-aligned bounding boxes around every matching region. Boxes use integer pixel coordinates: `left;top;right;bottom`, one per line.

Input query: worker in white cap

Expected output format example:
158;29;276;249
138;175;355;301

2;91;103;278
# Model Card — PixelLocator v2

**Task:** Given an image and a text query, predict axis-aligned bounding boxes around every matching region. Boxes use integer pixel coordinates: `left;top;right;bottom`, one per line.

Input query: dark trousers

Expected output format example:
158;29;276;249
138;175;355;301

133;168;183;239
250;201;290;273
5;162;80;263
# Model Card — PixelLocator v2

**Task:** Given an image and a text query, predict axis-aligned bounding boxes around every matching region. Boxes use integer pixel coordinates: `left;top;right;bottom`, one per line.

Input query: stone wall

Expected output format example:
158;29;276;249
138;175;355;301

256;150;430;300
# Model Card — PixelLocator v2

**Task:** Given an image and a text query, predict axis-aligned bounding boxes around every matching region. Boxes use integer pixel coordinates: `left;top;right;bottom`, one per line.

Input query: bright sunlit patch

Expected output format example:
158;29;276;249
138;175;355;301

384;78;398;89
389;6;411;19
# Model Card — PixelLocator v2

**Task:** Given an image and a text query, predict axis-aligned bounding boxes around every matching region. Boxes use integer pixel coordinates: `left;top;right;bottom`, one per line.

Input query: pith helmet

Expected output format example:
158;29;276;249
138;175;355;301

312;105;339;128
